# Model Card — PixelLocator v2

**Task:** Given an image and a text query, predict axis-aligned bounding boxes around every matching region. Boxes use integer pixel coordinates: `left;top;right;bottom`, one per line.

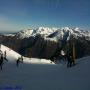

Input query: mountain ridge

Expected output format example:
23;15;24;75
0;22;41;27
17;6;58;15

0;27;90;60
14;27;90;41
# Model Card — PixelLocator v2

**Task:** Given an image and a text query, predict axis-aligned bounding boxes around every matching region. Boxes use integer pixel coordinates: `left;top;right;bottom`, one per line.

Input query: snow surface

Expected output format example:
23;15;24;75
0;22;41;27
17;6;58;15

0;45;90;90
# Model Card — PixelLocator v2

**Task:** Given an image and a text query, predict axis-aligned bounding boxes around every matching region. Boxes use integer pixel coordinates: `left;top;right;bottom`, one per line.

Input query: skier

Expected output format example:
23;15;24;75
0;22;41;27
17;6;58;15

72;57;76;66
16;56;23;67
0;54;4;70
67;55;73;67
4;50;8;61
16;57;20;67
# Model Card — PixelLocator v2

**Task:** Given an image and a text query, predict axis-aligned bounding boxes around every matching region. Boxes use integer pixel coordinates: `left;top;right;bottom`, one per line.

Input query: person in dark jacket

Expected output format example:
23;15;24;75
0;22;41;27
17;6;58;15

4;50;6;59
16;56;23;67
0;54;4;70
16;57;20;67
4;50;8;61
67;55;73;67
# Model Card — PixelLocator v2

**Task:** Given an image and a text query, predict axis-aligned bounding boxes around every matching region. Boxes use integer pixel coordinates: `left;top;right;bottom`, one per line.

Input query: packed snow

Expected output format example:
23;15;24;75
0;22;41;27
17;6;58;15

0;44;90;90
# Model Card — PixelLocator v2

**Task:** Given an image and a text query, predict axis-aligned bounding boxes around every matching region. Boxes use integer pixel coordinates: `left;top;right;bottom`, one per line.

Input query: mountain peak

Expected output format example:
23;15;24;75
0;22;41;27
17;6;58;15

74;27;80;31
61;27;70;30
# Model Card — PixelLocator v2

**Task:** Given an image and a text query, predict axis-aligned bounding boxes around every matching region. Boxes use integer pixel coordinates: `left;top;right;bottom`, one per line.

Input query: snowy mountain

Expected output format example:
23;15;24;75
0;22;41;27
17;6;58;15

36;27;57;37
48;27;90;40
15;27;57;39
15;27;90;40
15;29;35;39
0;44;90;90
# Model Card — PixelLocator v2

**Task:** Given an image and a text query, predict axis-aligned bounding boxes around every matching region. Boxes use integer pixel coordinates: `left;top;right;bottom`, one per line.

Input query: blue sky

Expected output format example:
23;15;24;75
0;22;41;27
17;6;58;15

0;0;90;32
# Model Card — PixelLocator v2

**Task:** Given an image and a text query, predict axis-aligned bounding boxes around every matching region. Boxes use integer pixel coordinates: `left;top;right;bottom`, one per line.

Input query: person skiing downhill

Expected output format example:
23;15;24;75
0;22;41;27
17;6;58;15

16;56;23;67
16;58;20;67
4;50;6;59
4;50;8;61
0;54;4;70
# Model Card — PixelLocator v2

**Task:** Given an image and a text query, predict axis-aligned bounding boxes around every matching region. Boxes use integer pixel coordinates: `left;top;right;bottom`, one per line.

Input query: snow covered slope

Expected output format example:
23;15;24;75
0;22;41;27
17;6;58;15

0;47;90;90
1;44;21;62
0;44;54;64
